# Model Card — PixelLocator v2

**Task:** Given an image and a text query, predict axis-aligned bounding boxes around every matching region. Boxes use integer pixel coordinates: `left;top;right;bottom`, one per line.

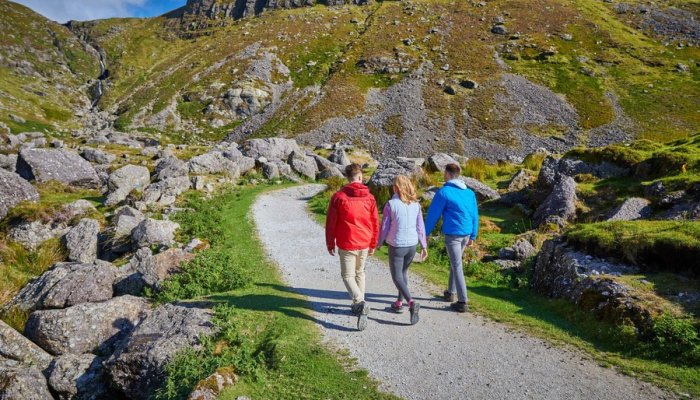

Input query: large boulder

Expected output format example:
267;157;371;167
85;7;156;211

24;295;150;355
6;261;119;312
368;159;423;188
131;218;179;248
457;177;501;201
533;176;577;228
141;176;191;207
47;354;111;400
328;148;351;166
498;238;536;261
239;138;300;160
287;151;318;179
607;197;652;221
0;153;17;172
538;156;628;189
80;148;116;165
114;247;194;295
112;206;145;239
0;168;39;220
7;220;63;251
188;151;240;177
309;154;344;178
221;147;256;174
507;169;534;192
106;303;217;400
154;156;188;181
425;153;458;173
0;366;53;400
16;148;100;188
105;165;151;206
0;320;53;370
64;218;100;263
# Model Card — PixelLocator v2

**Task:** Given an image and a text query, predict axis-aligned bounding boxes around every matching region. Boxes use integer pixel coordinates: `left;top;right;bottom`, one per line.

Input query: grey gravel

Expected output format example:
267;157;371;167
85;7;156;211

252;185;670;400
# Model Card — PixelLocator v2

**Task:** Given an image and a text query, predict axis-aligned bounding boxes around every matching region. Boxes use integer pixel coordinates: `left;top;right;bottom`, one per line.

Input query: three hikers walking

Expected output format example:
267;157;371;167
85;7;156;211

326;162;479;330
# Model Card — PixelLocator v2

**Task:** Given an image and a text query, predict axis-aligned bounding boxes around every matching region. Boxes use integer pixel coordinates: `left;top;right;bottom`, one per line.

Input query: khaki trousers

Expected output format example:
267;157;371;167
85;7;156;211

338;249;368;303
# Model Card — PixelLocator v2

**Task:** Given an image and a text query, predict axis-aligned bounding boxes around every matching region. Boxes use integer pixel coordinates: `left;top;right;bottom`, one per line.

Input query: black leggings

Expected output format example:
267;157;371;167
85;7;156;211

388;245;416;303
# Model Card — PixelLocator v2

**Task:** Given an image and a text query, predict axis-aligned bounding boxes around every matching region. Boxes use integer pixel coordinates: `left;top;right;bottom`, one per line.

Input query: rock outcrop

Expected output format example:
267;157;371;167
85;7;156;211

0;168;39;220
533;176;577;228
0;320;53;370
47;354;111;400
64;218;100;263
131;218;180;248
0;366;54;400
106;165;151;206
457;177;501;201
368;159;423;188
607;197;652;221
239;138;300;160
16;148;100;188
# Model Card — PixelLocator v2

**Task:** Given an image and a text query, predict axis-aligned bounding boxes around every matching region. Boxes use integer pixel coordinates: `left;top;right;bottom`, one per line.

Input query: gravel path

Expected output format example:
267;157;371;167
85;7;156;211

252;185;671;400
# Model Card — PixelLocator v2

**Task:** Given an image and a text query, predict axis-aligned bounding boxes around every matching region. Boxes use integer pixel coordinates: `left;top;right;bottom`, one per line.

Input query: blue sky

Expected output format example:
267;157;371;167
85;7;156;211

14;0;187;22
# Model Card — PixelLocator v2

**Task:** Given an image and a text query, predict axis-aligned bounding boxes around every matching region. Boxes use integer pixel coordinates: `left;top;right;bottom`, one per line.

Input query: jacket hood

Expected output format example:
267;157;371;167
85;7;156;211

342;181;372;197
445;178;467;190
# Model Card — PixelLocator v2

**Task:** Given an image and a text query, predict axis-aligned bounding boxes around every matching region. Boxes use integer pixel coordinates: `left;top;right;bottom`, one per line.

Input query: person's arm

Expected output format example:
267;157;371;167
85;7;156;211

469;191;479;241
377;202;392;249
369;199;380;252
424;190;446;237
416;207;428;250
325;194;338;255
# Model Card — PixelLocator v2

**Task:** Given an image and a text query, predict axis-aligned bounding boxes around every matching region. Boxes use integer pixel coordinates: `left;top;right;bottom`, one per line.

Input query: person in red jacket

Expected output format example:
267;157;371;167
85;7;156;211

326;163;379;331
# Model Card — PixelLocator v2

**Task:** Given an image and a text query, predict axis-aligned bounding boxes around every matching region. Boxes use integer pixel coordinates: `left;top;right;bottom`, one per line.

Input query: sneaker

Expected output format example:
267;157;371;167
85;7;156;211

450;301;468;313
350;303;361;316
409;302;420;325
390;301;404;313
357;301;369;331
443;290;457;303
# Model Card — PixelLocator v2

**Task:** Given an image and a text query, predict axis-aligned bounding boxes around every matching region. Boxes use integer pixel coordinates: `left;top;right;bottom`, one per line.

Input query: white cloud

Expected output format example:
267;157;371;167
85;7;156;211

13;0;150;23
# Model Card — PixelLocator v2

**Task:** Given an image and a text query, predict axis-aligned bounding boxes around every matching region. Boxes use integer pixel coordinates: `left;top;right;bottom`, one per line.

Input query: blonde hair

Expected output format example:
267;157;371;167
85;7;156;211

393;175;418;204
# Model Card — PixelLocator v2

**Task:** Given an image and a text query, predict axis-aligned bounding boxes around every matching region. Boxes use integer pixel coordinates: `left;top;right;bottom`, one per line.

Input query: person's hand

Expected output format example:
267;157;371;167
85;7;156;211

368;248;375;256
466;238;474;247
420;248;428;261
328;248;335;256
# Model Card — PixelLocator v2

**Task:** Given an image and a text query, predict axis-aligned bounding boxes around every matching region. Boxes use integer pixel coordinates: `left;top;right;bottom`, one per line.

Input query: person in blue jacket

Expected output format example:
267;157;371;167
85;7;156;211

424;163;479;312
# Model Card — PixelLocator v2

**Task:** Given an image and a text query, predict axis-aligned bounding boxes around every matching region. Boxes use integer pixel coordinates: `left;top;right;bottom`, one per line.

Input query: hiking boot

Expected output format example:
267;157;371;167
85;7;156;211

390;301;404;313
350;303;360;316
409;302;420;325
357;301;369;331
443;290;457;303
450;301;468;313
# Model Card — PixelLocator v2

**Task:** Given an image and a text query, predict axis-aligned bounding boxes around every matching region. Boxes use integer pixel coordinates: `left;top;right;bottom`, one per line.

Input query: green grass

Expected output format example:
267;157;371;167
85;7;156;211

153;184;397;400
565;221;700;277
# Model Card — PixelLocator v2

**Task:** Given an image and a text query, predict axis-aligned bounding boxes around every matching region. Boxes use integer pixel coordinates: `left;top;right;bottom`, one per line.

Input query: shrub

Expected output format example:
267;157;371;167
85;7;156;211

652;313;699;357
463;158;498;182
522;152;546;171
156;249;251;302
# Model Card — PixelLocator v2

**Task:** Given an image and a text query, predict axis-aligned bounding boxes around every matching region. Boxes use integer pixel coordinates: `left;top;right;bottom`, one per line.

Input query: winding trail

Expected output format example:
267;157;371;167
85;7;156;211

252;185;670;400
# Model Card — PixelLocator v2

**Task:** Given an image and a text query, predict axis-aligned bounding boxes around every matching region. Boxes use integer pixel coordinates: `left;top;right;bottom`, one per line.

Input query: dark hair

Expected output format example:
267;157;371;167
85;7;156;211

445;163;461;177
344;163;363;181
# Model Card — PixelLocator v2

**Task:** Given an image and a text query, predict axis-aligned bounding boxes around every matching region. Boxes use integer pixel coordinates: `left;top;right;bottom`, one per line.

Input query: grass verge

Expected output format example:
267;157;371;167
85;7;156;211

153;184;397;400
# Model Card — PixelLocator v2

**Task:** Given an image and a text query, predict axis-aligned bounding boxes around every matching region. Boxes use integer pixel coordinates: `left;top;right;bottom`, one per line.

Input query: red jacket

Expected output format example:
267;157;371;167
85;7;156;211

326;182;379;252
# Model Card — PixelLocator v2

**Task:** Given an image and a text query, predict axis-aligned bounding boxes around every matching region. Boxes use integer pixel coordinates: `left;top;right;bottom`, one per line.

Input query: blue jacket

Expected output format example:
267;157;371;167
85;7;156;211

425;179;479;239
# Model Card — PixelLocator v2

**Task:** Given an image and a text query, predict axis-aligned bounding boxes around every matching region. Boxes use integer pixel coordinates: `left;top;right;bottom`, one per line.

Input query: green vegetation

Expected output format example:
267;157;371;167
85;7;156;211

565;221;700;276
154;184;396;399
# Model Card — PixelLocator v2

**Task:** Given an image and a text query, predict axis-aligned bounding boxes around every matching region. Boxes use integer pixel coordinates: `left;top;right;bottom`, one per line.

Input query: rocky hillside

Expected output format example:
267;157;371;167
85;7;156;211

0;0;698;159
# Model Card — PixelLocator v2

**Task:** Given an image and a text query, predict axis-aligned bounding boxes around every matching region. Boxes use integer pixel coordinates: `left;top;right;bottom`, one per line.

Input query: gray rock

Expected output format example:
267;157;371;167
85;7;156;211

221;147;256;175
607;198;652;221
507;169;533;192
47;354;111;400
0;153;17;172
328;148;351;166
131;218;179;248
368;159;423;188
62;200;97;220
6;262;118;312
457;177;501;201
658;202;700;221
64;218;100;263
287;151;318;179
239;138;300;160
80;148;116;165
112;206;145;238
7;220;59;251
0;320;53;370
50;139;65;148
187;367;238;400
261;161;280;179
491;24;508;35
0;168;39;220
309;154;344;178
24;295;150;355
0;366;53;400
188;151;240;177
16;148;100;188
426;153;458;173
537;156;560;189
114;247;193;295
533;176;577;228
494;259;521;269
154;157;188;180
141;176;190;206
105;165;151;206
498;238;536;261
106;303;217;400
